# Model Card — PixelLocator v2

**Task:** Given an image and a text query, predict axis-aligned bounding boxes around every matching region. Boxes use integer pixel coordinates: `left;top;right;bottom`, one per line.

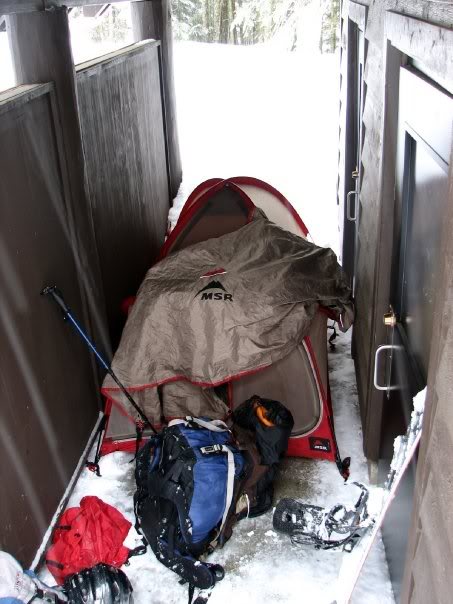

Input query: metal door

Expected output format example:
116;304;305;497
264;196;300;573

374;66;452;599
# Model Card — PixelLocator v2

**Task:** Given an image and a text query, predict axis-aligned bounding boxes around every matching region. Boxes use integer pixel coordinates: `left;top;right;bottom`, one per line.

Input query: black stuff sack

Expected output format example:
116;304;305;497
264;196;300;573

233;395;294;517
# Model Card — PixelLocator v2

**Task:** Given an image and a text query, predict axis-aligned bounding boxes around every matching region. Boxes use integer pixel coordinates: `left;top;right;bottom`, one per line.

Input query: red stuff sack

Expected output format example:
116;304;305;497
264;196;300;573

46;496;132;584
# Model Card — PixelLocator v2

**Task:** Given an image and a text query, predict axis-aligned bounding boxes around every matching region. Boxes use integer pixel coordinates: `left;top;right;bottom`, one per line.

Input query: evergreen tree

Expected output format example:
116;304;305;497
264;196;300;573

90;5;128;44
170;0;339;49
172;0;207;41
319;0;340;53
219;0;230;43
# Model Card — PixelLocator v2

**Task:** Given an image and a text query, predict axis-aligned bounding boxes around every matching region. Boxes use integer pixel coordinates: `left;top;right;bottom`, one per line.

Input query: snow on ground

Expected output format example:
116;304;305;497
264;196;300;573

38;333;394;604
171;42;340;254
36;41;394;603
0;32;16;92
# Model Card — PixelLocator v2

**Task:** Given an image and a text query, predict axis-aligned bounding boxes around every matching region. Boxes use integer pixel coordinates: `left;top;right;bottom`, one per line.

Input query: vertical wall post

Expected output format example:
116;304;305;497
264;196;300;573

8;7;111;378
131;0;183;199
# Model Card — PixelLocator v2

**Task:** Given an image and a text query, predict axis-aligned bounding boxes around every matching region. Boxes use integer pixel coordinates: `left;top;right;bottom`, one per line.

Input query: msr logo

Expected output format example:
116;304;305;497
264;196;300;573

309;437;331;453
195;280;233;302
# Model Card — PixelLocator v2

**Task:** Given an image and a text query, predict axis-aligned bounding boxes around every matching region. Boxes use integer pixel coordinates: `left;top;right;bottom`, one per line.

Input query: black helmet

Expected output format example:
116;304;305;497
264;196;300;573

64;564;133;604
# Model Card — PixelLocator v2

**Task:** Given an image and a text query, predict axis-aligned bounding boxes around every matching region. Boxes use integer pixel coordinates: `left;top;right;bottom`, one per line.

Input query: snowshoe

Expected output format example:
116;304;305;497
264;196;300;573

273;483;373;552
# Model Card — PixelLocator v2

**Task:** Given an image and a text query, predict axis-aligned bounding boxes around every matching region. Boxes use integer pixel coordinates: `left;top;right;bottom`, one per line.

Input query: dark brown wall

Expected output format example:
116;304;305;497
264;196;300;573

0;85;100;565
339;1;453;461
8;6;111;377
131;0;183;199
339;2;453;601
401;171;453;600
1;6;178;565
76;42;170;346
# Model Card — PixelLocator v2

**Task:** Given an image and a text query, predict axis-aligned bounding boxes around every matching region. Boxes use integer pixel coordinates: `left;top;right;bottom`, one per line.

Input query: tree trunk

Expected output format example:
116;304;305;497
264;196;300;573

205;0;215;42
219;0;230;44
231;0;238;45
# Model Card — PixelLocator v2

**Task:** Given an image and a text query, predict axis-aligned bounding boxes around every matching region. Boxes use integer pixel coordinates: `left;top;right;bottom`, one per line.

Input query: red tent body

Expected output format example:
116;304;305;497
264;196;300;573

101;177;348;473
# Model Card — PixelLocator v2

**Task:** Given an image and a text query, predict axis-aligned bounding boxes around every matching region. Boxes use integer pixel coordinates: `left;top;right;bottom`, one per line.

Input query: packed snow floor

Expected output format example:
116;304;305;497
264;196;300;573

41;42;394;603
39;332;394;604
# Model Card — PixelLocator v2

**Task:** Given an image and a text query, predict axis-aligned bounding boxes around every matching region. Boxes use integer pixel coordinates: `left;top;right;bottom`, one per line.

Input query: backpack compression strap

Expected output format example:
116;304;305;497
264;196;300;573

199;444;235;543
167;417;236;545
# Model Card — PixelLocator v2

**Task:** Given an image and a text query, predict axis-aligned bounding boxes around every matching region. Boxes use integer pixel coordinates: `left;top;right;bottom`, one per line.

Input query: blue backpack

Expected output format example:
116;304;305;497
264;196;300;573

134;417;245;595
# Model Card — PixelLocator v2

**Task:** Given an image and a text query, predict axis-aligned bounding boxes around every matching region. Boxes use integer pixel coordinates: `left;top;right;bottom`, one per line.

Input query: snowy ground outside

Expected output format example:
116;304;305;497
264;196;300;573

34;41;394;603
0;32;15;92
170;42;341;254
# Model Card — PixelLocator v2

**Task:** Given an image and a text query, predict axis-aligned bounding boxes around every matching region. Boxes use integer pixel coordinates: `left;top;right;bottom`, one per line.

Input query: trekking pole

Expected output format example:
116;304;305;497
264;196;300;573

41;285;157;435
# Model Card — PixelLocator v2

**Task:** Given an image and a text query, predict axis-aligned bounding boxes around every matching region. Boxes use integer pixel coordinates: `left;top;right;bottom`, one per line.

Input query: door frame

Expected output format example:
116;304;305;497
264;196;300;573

340;1;367;288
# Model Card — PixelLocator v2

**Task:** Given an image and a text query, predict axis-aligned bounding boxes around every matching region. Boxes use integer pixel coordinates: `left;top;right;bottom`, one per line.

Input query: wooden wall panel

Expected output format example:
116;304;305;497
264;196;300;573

0;85;99;565
361;89;382;165
359;152;379;210
339;4;379;453
338;15;361;282
336;41;347;249
340;2;453;601
362;40;382;99
354;260;373;336
340;2;453;462
340;4;391;462
410;536;440;604
352;317;370;426
76;42;170;346
419;470;453;562
404;280;453;600
131;0;182;199
9;7;110;367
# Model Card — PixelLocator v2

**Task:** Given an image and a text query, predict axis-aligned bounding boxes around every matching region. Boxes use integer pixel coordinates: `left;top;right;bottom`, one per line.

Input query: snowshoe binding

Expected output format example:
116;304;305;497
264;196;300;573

273;482;373;552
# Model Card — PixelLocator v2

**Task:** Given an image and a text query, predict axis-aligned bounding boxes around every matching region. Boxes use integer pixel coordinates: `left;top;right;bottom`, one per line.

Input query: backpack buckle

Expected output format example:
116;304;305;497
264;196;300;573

200;445;224;455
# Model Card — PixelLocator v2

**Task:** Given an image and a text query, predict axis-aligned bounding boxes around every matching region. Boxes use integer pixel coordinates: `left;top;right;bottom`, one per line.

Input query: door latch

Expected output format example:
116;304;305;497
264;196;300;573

383;307;397;327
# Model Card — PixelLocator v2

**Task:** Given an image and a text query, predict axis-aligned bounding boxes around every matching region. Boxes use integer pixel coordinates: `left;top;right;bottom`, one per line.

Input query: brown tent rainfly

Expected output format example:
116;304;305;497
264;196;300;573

101;177;354;477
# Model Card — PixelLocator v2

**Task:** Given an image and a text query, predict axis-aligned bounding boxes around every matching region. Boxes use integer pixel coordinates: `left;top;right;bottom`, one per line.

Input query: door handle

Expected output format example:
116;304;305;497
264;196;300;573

373;344;402;391
346;190;358;222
